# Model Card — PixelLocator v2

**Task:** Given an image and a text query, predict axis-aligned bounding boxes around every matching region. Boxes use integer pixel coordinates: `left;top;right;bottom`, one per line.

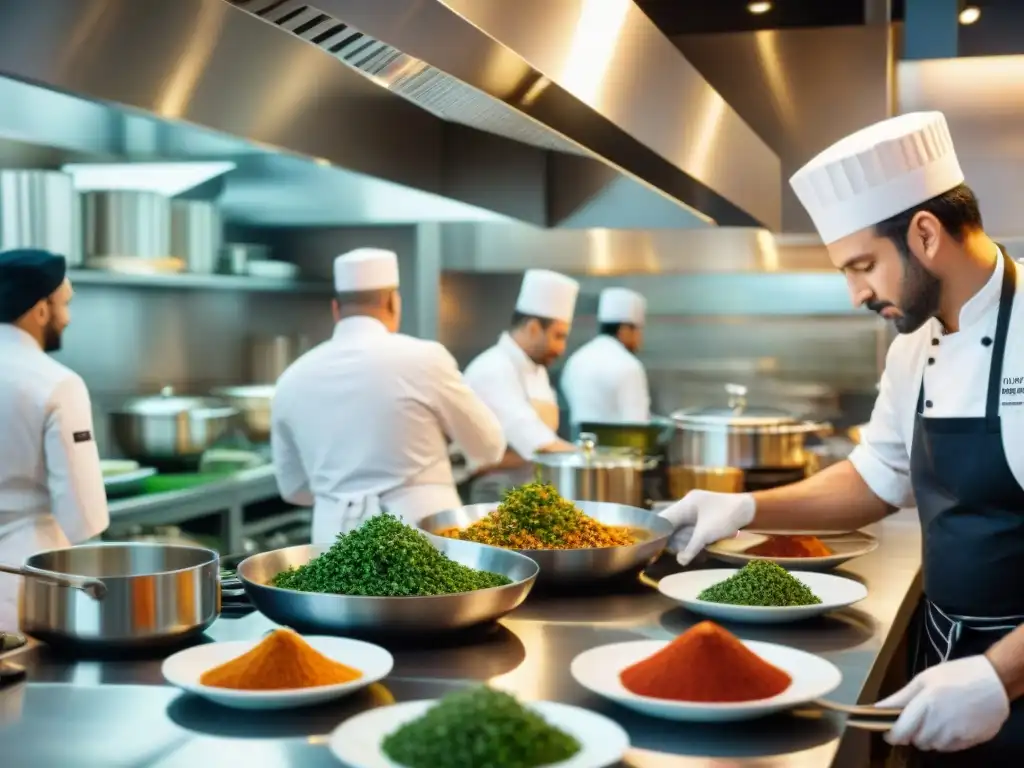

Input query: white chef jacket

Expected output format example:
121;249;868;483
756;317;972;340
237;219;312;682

851;251;1024;508
560;335;651;424
462;332;560;458
271;316;505;541
0;325;109;629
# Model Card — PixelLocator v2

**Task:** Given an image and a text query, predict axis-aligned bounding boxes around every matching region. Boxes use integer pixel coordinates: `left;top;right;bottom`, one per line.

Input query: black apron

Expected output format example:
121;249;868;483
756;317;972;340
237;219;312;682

907;251;1024;764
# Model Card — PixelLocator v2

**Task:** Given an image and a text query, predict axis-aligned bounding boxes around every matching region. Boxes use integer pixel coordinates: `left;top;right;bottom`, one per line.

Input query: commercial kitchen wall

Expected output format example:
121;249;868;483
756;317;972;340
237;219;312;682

54;225;423;457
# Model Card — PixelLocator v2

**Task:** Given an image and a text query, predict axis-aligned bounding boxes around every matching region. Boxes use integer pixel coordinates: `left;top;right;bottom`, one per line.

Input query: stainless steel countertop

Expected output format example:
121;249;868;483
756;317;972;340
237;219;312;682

107;465;280;527
0;510;923;768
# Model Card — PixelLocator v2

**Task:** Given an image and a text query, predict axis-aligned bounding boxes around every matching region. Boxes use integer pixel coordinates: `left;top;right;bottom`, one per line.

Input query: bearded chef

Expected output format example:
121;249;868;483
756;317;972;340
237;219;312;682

561;287;650;424
271;248;505;542
658;112;1024;762
0;249;108;634
462;269;579;500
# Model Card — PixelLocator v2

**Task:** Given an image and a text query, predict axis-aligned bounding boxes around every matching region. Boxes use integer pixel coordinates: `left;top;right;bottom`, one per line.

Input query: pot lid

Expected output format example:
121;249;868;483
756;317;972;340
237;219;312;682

671;384;799;427
532;432;649;469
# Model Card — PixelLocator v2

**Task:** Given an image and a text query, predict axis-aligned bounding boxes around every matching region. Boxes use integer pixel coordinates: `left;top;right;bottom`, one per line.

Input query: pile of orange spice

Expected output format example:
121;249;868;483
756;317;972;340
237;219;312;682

199;628;362;690
438;482;637;550
746;534;833;558
620;621;792;703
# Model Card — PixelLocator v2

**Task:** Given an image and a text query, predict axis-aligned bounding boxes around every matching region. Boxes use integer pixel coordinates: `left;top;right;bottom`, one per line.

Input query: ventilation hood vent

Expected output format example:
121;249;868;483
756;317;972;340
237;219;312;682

0;0;781;230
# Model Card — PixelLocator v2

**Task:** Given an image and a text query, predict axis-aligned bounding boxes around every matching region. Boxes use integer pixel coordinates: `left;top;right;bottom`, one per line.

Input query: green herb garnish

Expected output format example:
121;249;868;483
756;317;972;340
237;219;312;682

270;513;511;596
697;560;822;607
381;687;581;768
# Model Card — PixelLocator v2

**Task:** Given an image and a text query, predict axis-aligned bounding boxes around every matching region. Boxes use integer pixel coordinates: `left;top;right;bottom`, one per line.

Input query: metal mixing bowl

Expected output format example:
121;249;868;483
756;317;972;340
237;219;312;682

417;501;673;585
209;385;274;442
237;537;538;634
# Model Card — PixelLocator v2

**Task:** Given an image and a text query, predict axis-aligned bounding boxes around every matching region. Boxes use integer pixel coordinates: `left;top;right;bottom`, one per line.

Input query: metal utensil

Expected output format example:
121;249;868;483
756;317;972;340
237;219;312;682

0;563;106;600
812;698;902;719
533;433;657;507
109;386;239;464
416;501;673;585
20;542;219;651
208;385;274;442
237;537;538;634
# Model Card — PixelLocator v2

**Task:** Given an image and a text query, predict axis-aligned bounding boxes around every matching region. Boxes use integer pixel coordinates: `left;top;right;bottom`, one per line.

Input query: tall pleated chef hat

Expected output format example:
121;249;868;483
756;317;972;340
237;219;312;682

790;112;964;245
598;287;646;325
333;248;399;292
515;269;579;323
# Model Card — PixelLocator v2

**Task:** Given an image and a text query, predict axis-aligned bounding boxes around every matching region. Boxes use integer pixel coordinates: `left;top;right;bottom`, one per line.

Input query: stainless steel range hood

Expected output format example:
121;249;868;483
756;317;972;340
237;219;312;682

0;0;781;230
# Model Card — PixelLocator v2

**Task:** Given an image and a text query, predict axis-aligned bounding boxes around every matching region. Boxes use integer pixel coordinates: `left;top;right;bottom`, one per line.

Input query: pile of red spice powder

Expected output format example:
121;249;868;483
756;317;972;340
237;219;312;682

619;621;792;703
746;534;832;559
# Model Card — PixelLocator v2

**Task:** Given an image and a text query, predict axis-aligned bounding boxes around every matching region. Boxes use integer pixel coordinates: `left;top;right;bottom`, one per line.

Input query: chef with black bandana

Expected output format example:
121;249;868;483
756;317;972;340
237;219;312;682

0;249;108;635
657;112;1024;762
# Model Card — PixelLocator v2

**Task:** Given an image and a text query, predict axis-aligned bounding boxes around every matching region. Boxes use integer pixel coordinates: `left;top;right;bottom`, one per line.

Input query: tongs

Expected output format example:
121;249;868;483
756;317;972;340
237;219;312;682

810;698;901;732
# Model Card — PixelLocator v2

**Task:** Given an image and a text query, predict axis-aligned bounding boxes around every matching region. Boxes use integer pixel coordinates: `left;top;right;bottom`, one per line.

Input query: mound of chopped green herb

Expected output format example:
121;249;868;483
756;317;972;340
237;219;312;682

381;687;581;768
270;513;511;596
697;560;822;607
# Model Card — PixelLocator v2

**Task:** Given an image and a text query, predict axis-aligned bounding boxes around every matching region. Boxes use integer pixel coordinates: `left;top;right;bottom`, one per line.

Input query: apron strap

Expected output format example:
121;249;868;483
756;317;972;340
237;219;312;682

985;252;1017;427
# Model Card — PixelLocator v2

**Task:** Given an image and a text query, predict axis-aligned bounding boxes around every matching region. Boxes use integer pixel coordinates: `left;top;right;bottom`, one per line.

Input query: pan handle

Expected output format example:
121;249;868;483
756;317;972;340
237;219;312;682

0;563;107;600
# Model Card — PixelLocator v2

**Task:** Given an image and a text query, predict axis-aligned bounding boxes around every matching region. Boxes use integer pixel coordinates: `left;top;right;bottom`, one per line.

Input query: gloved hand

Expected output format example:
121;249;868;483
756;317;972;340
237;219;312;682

877;655;1009;752
657;491;756;566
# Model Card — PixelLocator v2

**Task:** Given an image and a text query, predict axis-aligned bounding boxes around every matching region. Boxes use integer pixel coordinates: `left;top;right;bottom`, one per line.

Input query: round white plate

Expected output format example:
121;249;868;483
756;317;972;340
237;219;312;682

328;699;630;768
658;569;868;624
161;635;393;710
706;530;879;571
570;639;841;722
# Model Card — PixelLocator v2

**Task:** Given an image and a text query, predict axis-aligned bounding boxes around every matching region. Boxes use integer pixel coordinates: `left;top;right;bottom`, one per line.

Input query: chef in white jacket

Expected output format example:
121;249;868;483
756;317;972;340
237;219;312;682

658;112;1024;762
0;249;108;632
561;287;650;424
462;269;579;499
271;248;505;542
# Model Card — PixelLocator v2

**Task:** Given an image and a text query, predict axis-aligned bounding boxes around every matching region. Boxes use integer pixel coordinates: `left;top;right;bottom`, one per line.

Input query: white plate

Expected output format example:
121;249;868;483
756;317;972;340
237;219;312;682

658;569;868;624
328;699;629;768
161;635;393;710
570;639;841;722
706;530;879;571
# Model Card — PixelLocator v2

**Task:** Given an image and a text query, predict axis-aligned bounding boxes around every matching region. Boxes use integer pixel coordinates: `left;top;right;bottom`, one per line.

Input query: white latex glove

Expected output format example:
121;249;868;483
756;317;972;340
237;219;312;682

657;490;756;566
877;655;1010;752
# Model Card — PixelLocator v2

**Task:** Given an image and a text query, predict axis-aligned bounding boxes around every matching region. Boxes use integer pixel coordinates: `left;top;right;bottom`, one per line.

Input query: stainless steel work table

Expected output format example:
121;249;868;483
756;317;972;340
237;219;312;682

0;510;923;768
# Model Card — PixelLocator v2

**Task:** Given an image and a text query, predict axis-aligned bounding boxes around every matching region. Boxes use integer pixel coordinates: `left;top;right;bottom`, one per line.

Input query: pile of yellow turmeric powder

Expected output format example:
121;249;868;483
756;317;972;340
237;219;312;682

199;628;362;690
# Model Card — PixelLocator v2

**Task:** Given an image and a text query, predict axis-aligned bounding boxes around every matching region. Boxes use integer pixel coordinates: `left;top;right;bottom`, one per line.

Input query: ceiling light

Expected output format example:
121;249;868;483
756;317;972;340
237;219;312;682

61;162;237;196
747;1;773;14
959;5;981;25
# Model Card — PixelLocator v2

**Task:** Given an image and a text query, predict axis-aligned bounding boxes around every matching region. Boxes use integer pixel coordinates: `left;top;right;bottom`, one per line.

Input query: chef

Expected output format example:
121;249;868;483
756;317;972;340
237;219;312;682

462;269;579;499
561;287;650;424
0;249;108;632
658;112;1024;762
271;248;505;542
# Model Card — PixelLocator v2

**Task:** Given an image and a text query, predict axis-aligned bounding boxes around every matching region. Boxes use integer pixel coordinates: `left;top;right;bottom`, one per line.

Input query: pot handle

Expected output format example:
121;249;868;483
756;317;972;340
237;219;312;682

0;563;107;600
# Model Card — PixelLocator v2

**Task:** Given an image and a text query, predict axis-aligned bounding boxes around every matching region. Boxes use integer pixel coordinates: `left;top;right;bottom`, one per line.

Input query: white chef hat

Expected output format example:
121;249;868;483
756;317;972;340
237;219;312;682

515;269;579;323
790;112;964;245
598;287;646;325
333;248;399;292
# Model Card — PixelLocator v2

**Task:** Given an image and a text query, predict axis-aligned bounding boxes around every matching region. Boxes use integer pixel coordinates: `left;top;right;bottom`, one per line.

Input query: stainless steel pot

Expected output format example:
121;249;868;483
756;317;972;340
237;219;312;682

82;190;171;259
19;542;219;650
247;335;308;384
209;385;274;442
533;433;656;507
669;384;832;470
110;386;239;464
0;170;82;266
170;200;222;273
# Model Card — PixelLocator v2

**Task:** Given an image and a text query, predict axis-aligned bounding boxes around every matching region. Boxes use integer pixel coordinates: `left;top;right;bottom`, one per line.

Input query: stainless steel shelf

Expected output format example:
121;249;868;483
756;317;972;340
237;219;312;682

68;269;333;295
